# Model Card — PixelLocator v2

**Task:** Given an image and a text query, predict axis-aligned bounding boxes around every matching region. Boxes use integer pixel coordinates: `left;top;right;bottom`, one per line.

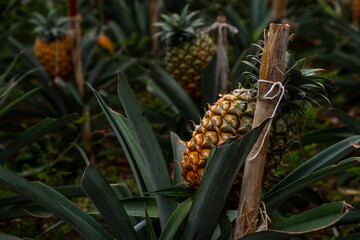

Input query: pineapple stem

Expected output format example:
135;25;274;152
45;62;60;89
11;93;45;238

233;23;290;239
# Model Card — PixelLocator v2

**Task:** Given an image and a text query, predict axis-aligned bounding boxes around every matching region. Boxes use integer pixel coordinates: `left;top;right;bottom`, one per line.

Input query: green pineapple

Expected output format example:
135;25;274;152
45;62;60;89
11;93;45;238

155;5;217;100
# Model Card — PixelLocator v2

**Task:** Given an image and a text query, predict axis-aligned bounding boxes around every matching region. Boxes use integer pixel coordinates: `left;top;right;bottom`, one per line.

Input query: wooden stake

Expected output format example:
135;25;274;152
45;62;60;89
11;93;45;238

232;23;290;239
353;0;360;26
216;16;230;94
69;0;84;97
69;0;92;161
272;0;287;20
150;0;159;55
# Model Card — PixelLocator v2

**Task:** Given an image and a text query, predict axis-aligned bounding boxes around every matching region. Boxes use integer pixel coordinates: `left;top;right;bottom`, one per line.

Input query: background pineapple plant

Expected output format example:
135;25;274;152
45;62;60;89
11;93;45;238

181;52;330;196
31;10;73;80
155;5;217;100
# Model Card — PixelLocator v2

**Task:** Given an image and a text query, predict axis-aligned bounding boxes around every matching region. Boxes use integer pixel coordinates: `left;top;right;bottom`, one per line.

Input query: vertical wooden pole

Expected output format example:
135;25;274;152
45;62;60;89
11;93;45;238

232;23;290;239
272;0;287;20
69;0;84;97
216;16;230;94
353;0;360;26
150;0;159;55
69;0;93;161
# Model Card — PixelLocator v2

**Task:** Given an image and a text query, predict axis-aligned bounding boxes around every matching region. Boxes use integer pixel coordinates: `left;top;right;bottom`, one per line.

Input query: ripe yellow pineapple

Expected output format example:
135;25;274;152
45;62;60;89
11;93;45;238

181;53;329;194
32;10;73;80
155;5;217;100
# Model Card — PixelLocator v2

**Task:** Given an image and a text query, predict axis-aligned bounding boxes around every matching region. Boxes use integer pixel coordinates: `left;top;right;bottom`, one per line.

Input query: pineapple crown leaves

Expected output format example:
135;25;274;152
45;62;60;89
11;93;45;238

154;4;204;46
30;9;69;42
281;53;333;116
241;45;333;117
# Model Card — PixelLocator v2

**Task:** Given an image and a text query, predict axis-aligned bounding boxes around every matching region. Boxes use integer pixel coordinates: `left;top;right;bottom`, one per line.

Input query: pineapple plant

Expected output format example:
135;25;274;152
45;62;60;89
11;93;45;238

155;5;217;100
181;51;330;198
31;10;73;80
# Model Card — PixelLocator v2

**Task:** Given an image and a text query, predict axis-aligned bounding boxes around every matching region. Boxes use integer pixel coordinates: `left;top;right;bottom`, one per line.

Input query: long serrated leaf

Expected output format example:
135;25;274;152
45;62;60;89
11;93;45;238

0;53;21;85
109;20;127;42
159;198;193;240
266;135;360;197
264;158;360;211
110;183;143;227
301;127;354;145
332;108;360;134
0;67;41;108
217;213;232;240
0;87;40;118
0;232;24;240
90;85;151;194
121;197;158;218
148;186;192;198
112;183;133;199
134;1;148;37
272;201;349;232
170;132;186;186
81;164;139;240
149;64;200;123
147;80;179;115
86;58;113;86
117;73;176;228
116;0;136;32
334;209;360;226
0;113;78;163
182;119;270;240
201;53;218;105
6;36;66;115
335;232;360;240
37;220;65;238
1;196;159;220
0;184;138;210
145;207;158;240
0;165;112;240
239;202;349;240
81;31;99;71
6;37;51;84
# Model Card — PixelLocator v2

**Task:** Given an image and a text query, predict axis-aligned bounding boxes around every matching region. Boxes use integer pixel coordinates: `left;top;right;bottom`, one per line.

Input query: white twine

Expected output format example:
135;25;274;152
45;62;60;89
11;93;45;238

248;79;285;161
201;22;238;92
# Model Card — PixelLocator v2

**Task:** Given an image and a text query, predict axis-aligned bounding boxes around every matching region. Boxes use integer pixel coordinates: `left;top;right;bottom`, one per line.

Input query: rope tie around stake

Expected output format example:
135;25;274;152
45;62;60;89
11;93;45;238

248;79;285;161
201;22;238;92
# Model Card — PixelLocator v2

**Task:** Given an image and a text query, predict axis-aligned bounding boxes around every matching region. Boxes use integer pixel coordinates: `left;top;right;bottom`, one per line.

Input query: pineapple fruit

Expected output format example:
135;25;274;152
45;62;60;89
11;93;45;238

181;53;329;197
155;5;217;100
32;10;73;80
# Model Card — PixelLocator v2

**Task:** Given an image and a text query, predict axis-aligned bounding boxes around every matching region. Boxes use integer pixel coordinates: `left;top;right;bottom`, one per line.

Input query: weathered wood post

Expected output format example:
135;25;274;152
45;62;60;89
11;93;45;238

233;23;290;239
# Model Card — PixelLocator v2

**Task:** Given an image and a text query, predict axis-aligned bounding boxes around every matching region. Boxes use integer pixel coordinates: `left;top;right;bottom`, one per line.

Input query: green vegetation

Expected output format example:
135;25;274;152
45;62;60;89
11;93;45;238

0;0;359;239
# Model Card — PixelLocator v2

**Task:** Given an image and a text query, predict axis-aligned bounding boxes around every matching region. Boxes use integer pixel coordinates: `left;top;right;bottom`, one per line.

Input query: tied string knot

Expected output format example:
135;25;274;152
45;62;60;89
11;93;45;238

200;22;238;92
248;79;285;161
